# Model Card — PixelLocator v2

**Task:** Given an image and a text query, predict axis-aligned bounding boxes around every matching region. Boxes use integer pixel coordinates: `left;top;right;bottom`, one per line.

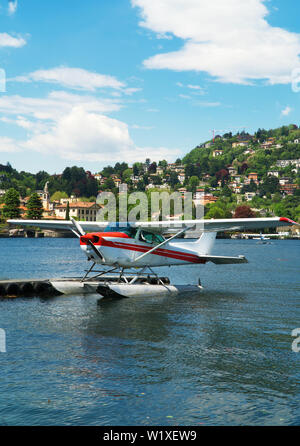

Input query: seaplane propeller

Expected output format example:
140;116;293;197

70;217;104;261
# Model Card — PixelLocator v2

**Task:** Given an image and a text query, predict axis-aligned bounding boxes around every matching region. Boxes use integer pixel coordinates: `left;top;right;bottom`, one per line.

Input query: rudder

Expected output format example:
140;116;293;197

194;232;217;255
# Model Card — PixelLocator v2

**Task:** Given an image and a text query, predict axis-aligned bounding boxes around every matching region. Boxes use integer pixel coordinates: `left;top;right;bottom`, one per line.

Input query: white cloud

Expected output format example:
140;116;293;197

131;124;155;130
281;106;292;117
0;136;21;152
21;107;178;163
0;32;26;48
187;84;201;90
176;82;206;96
194;101;221;107
11;66;126;91
22;106;134;162
0;91;178;163
0;91;122;121
123;87;142;95
8;1;18;15
132;0;300;85
187;84;204;93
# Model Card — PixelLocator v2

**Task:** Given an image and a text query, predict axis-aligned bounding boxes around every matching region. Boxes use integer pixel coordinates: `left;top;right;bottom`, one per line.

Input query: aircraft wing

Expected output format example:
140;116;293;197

132;217;297;233
7;219;108;232
7;216;297;234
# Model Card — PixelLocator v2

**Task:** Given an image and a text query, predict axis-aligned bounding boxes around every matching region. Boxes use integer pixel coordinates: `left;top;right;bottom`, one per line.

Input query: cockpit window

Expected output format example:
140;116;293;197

104;225;137;238
139;230;164;244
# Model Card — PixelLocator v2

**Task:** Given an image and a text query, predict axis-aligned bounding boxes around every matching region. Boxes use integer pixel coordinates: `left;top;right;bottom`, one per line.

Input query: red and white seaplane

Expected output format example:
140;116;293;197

8;216;297;298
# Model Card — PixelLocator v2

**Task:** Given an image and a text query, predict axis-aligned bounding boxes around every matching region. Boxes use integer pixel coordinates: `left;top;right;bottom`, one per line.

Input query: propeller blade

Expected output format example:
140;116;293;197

70;217;85;236
86;240;104;261
71;218;104;261
71;229;81;238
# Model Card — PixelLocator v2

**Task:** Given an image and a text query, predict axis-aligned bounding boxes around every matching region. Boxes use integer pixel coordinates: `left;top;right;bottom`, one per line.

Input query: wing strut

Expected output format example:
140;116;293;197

134;225;195;263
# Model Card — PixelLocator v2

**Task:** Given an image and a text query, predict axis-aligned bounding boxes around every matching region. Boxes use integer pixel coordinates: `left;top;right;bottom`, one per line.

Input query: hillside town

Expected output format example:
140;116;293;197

0;125;300;232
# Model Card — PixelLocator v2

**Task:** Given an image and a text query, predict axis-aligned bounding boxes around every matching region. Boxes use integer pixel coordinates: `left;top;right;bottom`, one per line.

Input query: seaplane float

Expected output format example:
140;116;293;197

7;216;296;298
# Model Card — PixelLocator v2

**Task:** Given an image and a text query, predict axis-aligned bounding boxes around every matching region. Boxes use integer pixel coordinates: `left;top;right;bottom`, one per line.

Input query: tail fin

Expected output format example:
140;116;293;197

194;232;217;255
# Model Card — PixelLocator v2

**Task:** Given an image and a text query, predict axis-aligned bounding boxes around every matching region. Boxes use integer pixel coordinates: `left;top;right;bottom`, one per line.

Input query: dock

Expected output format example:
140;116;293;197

0;279;62;298
0;275;172;298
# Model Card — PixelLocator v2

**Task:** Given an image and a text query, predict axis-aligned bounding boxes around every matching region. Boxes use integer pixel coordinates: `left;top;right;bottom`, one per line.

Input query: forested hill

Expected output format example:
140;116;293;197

0;165;99;200
182;124;300;179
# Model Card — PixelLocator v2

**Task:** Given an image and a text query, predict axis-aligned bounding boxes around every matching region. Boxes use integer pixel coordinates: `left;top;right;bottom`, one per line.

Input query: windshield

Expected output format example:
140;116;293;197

104;225;137;238
139;230;165;245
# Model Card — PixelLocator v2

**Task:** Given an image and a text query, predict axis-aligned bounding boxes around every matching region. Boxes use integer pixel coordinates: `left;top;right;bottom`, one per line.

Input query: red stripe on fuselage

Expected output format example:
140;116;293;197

99;238;205;264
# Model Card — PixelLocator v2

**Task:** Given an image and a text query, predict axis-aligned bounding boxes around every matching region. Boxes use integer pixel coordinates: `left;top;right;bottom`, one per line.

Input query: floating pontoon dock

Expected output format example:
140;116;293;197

0;276;202;299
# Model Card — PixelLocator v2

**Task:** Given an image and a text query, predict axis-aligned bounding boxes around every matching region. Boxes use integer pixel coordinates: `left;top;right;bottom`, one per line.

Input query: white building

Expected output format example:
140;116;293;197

245;192;256;201
267;170;279;177
54;202;101;221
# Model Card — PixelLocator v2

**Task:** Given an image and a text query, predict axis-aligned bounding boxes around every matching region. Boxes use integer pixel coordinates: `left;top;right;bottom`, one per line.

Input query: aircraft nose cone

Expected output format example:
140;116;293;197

80;234;100;244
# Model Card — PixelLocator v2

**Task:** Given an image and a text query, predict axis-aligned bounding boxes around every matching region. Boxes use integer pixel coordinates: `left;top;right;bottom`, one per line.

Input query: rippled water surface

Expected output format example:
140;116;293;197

0;238;299;425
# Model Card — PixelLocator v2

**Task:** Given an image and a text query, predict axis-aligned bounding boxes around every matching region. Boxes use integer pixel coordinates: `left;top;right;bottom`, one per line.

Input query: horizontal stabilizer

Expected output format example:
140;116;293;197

198;255;248;264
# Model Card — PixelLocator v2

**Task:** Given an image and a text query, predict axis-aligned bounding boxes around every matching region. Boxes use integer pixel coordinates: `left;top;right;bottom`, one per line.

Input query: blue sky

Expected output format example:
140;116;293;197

0;0;300;173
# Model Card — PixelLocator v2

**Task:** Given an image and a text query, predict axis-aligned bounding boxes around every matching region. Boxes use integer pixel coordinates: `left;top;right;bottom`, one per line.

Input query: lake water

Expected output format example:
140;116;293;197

0;238;299;426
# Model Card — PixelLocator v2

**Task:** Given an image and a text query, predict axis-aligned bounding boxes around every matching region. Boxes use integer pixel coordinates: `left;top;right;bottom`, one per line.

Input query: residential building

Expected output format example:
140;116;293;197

245;192;256;201
212;149;223;157
267;170;279;178
279;177;291;186
54;202;102;221
232;175;242;183
156;166;164;175
280;184;298;195
228;166;237;176
94;173;103;182
178;174;185;184
244;148;255;155
248;172;258;181
232;141;249;148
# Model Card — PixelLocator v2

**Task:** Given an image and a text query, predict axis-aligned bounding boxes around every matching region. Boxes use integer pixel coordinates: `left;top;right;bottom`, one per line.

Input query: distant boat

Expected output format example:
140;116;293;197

253;232;271;244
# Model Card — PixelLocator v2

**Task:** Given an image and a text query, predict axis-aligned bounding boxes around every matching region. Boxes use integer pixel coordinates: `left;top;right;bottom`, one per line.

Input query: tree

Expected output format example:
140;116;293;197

221;185;232;197
148;162;157;174
188;176;199;194
158;160;168;169
50;191;68;201
205;205;227;219
133;162;143;177
26;193;43;219
122;168;133;182
2;188;21;219
234;205;256;218
259;176;280;195
216;168;229;183
66;201;70;220
102;177;115;190
168;172;179;188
